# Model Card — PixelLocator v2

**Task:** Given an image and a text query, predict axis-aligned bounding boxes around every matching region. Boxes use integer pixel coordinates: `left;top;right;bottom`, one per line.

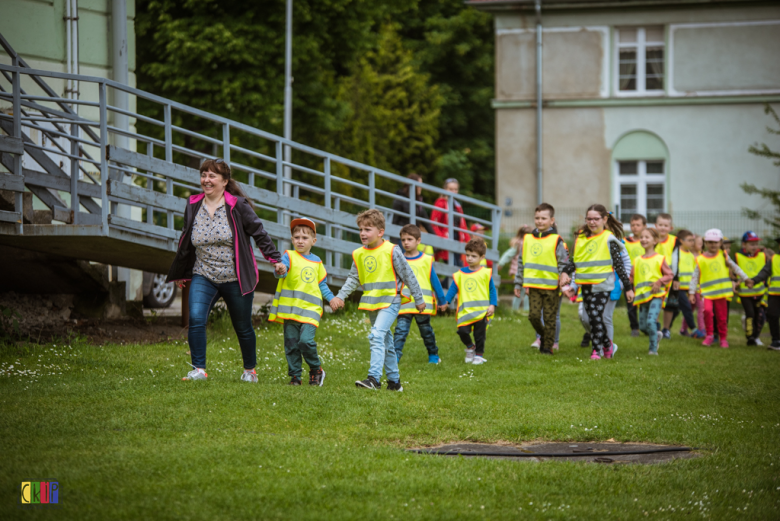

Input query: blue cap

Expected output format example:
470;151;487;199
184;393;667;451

742;231;760;242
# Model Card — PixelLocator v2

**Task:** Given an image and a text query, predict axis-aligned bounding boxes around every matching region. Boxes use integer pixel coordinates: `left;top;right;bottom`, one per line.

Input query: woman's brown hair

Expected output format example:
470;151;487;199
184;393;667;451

400;173;423;196
199;158;254;209
576;204;624;240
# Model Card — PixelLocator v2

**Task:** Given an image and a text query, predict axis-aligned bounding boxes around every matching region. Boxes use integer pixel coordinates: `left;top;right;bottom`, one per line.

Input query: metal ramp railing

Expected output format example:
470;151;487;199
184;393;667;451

0;35;501;286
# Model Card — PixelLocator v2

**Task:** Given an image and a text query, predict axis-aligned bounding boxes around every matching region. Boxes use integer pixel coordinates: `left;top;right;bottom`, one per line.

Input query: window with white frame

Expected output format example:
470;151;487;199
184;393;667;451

616;160;665;223
616;26;665;94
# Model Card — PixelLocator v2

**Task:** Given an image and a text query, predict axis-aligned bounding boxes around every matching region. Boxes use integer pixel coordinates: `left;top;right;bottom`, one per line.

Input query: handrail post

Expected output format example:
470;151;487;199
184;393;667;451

368;171;375;209
222;123;230;163
448;193;455;267
70;120;79;225
99;82;109;235
11;57;23;234
275;140;288;251
146;141;154;225
164;104;173;231
334;196;342;269
408;179;416;225
323;157;333;274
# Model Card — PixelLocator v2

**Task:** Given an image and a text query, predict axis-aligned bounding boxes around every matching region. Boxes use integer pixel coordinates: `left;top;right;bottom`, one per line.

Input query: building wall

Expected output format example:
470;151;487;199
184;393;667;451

492;2;780;228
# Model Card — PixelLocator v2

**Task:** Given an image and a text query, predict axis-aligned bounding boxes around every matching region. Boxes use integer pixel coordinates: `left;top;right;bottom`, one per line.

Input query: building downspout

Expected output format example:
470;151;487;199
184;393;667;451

535;0;543;205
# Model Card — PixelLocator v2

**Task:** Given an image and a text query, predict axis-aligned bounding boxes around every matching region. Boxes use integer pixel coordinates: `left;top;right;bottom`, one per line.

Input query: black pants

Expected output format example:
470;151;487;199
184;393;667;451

767;295;780;343
670;290;697;333
581;286;610;353
458;317;487;355
528;287;559;352
626;299;639;330
741;295;766;341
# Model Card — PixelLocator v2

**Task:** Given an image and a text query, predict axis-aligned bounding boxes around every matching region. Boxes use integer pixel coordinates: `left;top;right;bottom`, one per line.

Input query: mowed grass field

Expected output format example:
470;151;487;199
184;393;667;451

1;301;779;520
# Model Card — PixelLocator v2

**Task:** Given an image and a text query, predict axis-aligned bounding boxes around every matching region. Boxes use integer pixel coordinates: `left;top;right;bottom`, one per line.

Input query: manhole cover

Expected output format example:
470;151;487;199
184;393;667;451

409;442;700;464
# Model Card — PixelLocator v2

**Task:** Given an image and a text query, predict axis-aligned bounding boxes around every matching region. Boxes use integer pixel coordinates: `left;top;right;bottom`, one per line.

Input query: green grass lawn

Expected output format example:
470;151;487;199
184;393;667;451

1;302;779;520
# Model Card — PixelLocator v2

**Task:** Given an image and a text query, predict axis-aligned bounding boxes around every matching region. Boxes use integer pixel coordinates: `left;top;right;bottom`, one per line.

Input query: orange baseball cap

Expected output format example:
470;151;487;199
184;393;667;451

290;217;316;233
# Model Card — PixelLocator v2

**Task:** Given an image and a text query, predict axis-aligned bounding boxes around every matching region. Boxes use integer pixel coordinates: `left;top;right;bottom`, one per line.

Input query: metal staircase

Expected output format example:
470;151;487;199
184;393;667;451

0;34;501;290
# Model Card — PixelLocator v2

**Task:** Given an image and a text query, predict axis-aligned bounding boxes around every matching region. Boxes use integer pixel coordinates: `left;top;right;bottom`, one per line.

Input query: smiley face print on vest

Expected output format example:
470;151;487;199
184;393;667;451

364;256;378;273
301;266;317;284
530;242;544;257
465;278;478;293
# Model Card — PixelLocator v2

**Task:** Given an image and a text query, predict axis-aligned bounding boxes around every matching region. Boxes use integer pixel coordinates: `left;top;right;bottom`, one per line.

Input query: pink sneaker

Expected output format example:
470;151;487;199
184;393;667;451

702;335;715;347
719;339;729;349
590;349;601;360
531;338;541;349
604;342;614;359
552;342;559;351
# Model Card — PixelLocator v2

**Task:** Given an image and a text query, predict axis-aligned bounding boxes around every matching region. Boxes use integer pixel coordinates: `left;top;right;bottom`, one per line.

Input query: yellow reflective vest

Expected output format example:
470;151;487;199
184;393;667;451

454;267;492;327
736;251;767;297
678;250;695;291
400;253;436;315
268;250;327;327
522;234;560;290
573;230;613;285
633;253;667;305
769;254;780;296
697;251;733;300
657;234;677;265
624;237;645;264
417;243;434;256
353;240;400;311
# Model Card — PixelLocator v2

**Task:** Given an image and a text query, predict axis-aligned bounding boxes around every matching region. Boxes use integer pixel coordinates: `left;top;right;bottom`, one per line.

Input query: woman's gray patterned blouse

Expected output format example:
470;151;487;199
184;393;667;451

191;201;237;283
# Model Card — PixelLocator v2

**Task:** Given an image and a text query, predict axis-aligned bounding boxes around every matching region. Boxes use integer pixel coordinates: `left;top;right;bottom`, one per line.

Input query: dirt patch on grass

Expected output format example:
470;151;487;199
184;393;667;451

409;441;702;464
8;316;189;345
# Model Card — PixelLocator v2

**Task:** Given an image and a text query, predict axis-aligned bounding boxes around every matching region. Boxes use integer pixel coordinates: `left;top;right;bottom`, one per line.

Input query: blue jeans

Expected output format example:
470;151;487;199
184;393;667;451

639;298;663;353
394;314;438;360
188;274;256;370
367;301;401;382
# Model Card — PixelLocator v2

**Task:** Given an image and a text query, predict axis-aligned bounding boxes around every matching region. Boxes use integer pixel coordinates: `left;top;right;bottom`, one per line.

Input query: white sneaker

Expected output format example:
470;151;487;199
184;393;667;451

472;355;487;365
464;348;476;363
183;368;208;381
531;338;541;348
755;338;764;346
656;331;663;344
240;369;258;383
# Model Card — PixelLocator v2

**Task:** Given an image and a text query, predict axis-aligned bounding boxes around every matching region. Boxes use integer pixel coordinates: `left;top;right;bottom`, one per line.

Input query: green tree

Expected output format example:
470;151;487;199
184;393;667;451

742;104;780;233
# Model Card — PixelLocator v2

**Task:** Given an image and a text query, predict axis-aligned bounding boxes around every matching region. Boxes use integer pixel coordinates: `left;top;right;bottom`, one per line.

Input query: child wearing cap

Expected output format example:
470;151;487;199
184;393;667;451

735;231;768;346
749;237;780;350
688;228;753;348
269;218;341;386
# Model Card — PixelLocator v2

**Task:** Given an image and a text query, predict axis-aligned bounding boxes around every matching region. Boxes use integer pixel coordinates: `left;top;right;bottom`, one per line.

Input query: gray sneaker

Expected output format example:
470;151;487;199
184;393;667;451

240;369;258;383
648;350;658;356
464;348;476;364
183;368;208;381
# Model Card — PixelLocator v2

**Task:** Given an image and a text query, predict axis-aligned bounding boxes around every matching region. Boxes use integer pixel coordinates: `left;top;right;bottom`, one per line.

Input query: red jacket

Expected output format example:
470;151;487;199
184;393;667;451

430;196;469;262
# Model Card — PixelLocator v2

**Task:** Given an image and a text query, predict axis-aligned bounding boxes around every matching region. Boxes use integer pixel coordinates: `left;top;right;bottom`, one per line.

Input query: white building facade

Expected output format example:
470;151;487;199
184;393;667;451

471;0;780;238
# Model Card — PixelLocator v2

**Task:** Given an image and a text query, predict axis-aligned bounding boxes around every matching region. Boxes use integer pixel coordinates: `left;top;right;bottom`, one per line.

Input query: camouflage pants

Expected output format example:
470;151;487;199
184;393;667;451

527;288;559;353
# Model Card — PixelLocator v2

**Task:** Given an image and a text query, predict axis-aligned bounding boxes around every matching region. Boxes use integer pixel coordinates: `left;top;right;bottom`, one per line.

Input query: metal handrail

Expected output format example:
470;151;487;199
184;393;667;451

0;61;501;280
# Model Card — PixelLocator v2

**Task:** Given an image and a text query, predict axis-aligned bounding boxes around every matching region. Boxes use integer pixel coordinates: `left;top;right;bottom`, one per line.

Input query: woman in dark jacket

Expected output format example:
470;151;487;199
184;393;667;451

392;173;433;233
167;158;285;383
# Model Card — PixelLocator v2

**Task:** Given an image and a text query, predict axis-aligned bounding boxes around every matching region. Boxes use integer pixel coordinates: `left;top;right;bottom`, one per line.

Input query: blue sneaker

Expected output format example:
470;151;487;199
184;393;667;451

692;329;706;339
428;354;440;364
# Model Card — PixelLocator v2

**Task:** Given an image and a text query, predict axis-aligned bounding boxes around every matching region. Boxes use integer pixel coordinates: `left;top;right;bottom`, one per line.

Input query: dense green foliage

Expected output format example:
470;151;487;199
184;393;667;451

2;305;780;519
742;104;780;234
135;0;495;199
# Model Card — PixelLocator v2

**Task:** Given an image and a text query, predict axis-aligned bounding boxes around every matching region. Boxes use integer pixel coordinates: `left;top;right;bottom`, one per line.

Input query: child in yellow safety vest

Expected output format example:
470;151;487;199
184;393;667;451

749;237;780;350
624;213;647;336
687;228;752;348
513;203;570;355
735;231;768;346
655;213;681;340
269;218;340;386
630;228;673;355
672;230;704;339
439;237;497;365
563;204;634;361
330;209;425;391
394;224;448;364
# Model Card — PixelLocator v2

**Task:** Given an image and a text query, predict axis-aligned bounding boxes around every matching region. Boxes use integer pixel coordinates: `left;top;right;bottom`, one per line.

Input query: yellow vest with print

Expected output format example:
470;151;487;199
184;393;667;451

633;253;667;305
769;254;780;296
678;250;695;290
353;240;399;311
454;267;492;327
697;251;733;300
268;250;327;327
522;234;560;290
573;230;613;285
399;254;436;315
657;234;677;265
736;252;767;297
417;243;434;256
624;238;645;264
